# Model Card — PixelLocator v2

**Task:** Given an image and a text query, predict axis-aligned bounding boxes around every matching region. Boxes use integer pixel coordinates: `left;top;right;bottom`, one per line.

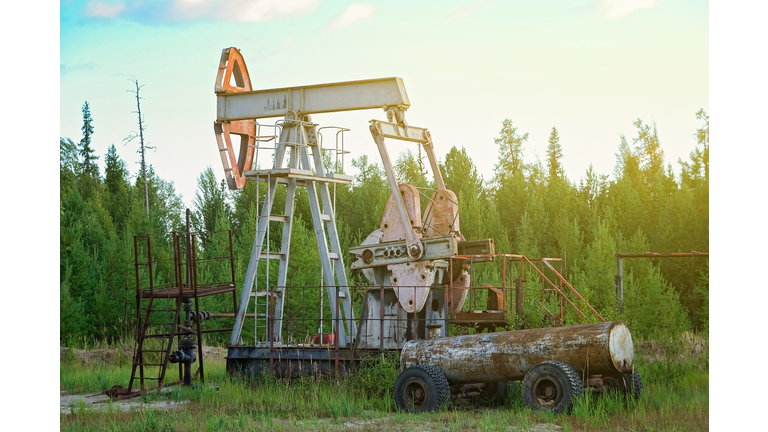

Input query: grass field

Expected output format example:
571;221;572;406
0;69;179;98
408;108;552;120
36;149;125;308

60;338;708;431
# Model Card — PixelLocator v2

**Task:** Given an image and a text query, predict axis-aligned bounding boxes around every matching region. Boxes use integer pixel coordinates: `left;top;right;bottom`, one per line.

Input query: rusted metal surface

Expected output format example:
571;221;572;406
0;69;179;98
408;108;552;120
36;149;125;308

423;189;460;238
226;346;397;379
213;47;256;190
401;321;634;385
129;229;237;391
389;261;435;313
380;184;423;243
614;252;709;258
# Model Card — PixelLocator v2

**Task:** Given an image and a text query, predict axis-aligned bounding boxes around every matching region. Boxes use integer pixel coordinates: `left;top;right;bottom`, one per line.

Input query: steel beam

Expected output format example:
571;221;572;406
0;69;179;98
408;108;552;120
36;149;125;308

216;78;410;122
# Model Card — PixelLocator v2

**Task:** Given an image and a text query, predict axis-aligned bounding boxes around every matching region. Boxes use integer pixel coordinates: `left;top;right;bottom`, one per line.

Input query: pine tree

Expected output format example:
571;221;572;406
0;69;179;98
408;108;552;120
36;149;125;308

60;265;87;344
492;120;529;249
336;155;390;239
440;146;484;200
621;229;691;340
551;210;583;278
546;127;564;182
492;119;528;182
104;144;132;234
394;149;429;189
575;219;619;319
60;137;80;198
79;101;99;178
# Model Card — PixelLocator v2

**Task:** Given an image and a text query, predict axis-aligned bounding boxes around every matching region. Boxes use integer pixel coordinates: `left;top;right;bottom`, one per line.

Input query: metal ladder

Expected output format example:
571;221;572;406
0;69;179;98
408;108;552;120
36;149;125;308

230;117;357;347
129;296;183;390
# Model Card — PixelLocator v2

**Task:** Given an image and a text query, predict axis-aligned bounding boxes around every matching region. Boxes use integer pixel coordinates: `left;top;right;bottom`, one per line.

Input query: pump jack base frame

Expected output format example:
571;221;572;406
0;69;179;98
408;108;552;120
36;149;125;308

226;347;399;378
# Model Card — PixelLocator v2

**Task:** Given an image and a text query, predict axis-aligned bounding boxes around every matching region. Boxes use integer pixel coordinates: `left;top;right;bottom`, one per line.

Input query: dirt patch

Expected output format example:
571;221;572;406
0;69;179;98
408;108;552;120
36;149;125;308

60;345;228;366
60;389;188;414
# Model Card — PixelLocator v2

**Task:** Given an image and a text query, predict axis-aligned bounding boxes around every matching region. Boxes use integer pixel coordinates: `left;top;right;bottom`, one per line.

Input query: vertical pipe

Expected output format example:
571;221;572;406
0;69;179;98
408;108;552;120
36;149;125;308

617;256;624;314
380;286;384;351
469;257;474;314
185;210;191;287
147;236;154;293
194;295;205;384
183;234;197;386
502;257;507;312
335;284;340;374
229;230;237;313
445;259;451;338
318;274;323;334
541;260;545;303
515;278;523;318
269;289;274;375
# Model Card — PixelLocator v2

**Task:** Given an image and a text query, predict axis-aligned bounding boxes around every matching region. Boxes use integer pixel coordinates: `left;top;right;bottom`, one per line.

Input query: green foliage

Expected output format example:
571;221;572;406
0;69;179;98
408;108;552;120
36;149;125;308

79;101;99;178
394;148;428;188
440;146;484;201
546;126;564;181
59;104;708;346
192;166;232;235
104;144;132;234
623;265;691;339
492;119;528;182
60;265;87;344
350;352;400;398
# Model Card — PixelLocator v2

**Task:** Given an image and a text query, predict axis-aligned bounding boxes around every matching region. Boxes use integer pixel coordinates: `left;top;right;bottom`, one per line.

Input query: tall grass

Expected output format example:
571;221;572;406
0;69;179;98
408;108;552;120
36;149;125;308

61;339;708;431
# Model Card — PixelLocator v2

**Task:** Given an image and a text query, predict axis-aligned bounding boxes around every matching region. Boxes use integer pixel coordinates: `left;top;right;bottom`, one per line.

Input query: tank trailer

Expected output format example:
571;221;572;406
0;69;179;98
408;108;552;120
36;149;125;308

212;47;642;413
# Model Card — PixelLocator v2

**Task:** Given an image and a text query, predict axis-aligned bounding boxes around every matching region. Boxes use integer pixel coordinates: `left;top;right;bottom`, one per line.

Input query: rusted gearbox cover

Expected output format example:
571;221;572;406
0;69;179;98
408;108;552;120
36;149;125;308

401;321;634;385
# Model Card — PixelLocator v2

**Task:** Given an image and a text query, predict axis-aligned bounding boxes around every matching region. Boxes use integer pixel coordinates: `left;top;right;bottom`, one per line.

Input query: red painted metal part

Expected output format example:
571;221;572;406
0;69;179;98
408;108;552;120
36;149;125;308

614;252;709;258
214;47;257;190
448;253;605;325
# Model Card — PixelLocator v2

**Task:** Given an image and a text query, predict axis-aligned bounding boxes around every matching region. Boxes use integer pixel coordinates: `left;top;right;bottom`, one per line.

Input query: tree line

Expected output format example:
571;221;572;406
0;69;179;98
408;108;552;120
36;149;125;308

60;102;708;345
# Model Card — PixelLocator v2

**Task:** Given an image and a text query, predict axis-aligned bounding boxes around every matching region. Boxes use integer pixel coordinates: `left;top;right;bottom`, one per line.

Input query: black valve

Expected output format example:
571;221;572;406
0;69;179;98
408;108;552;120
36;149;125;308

169;350;197;365
189;310;212;322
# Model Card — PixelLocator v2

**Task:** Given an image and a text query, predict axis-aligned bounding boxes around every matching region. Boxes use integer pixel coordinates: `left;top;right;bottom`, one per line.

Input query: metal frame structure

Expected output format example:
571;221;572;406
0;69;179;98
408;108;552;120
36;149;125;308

211;47;604;377
225;252;603;378
129;229;237;391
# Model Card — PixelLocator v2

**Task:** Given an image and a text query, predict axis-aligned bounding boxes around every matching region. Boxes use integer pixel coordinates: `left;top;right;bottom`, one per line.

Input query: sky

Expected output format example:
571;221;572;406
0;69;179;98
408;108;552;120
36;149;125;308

60;0;709;207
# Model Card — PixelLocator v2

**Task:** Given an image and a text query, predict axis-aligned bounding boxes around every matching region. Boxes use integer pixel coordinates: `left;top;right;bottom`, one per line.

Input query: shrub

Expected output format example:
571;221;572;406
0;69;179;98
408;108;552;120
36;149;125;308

350;352;400;397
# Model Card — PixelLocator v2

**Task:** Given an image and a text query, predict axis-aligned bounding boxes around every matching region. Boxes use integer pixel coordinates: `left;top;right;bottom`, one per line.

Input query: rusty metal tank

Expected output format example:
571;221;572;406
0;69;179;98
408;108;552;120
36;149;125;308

400;321;634;385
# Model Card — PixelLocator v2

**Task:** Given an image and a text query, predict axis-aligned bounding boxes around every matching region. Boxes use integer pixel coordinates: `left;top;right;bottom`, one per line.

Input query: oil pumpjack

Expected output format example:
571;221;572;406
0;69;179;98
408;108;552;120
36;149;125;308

214;47;493;374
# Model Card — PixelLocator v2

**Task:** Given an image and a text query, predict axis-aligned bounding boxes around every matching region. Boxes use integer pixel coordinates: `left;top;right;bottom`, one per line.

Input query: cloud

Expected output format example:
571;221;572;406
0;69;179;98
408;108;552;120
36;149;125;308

447;1;496;20
598;0;659;19
84;1;128;18
79;0;323;23
170;0;323;22
327;3;374;29
60;62;100;76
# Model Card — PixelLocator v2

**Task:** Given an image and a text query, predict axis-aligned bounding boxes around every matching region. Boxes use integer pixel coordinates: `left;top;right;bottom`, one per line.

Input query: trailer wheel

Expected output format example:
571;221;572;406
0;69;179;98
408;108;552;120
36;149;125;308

394;365;451;413
522;361;583;413
621;371;643;400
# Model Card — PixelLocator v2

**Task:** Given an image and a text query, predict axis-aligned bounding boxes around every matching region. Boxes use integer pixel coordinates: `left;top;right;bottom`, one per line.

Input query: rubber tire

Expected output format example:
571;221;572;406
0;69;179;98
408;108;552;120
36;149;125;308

476;381;508;406
621;371;643;400
522;361;583;414
394;365;451;413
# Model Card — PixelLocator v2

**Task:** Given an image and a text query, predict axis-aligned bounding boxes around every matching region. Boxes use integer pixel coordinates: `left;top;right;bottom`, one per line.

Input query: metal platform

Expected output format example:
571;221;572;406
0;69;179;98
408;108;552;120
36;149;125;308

226;346;398;378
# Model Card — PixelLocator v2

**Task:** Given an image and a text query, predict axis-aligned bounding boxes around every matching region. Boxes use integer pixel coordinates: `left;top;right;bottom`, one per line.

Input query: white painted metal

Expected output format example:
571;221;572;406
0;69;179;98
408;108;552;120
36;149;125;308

229;114;356;347
216;78;410;122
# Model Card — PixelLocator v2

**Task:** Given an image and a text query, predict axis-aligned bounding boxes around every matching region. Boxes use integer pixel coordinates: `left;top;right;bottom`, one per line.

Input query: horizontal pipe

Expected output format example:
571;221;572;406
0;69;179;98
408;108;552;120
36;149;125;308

614;252;708;258
401;321;634;385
